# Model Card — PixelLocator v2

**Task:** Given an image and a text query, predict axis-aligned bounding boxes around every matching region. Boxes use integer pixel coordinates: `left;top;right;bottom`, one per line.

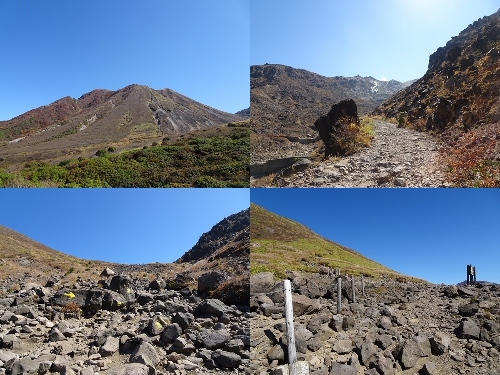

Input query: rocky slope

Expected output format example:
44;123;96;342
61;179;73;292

250;271;500;375
250;64;411;163
177;208;250;264
0;209;250;374
236;108;250;118
0;85;244;168
374;8;500;139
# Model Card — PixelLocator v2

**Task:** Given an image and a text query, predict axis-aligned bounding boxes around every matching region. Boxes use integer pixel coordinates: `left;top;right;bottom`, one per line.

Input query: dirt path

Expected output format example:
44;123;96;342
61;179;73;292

275;120;448;187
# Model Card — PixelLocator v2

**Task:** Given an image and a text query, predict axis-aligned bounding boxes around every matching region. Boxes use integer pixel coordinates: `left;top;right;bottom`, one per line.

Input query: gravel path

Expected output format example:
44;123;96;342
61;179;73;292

275;120;448;187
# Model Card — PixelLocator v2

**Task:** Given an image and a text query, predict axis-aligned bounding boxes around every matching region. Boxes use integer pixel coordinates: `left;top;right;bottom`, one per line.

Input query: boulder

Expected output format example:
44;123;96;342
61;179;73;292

458;318;480;340
109;275;135;302
329;362;357;375
203;330;231;350
130;341;160;367
314;99;360;157
198;271;227;293
50;288;125;311
197;299;233;317
250;272;275;294
100;336;119;357
212;350;241;369
292;294;320;317
107;363;152;375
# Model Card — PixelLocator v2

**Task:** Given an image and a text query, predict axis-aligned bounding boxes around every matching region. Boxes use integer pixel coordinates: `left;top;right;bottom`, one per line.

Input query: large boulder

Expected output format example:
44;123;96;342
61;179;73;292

50;289;126;311
250;272;275;294
109;275;135;302
198;271;227;293
314;99;360;157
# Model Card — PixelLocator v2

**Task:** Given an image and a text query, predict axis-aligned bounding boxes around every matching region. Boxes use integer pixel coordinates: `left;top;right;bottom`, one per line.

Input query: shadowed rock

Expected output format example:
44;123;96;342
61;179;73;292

314;99;360;157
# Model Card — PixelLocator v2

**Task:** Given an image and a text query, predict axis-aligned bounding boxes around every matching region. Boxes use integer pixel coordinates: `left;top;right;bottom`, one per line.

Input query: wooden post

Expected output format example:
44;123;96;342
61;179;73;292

337;276;342;315
361;275;365;297
351;276;356;303
283;280;297;375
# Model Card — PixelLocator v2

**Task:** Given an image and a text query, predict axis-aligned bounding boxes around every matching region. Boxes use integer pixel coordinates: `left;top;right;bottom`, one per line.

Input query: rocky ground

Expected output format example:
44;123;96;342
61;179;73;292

0;268;250;375
253;120;448;187
250;271;500;375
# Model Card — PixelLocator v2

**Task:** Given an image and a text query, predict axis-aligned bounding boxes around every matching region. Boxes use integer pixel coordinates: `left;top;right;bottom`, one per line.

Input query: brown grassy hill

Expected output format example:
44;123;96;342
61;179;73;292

0;85;245;169
374;8;500;186
0;224;108;283
250;203;402;279
250;64;410;162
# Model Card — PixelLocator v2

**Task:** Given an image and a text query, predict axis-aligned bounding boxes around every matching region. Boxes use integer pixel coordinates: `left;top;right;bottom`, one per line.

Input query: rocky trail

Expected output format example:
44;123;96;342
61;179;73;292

264;120;449;187
250;271;500;375
0;269;250;375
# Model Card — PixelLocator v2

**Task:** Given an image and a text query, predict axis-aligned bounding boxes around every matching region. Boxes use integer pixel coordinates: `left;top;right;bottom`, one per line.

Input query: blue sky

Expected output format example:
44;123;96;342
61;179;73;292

0;0;249;120
251;0;499;82
0;189;249;264
251;189;500;285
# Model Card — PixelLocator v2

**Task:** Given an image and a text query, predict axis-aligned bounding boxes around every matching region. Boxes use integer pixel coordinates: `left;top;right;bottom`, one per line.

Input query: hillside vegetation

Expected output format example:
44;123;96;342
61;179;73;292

0;84;245;168
250;204;401;279
0;225;107;283
0;123;249;187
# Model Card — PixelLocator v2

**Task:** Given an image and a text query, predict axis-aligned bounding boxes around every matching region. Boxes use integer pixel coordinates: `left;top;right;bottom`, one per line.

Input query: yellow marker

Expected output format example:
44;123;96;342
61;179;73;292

155;321;162;330
117;301;122;307
64;292;75;299
127;288;131;294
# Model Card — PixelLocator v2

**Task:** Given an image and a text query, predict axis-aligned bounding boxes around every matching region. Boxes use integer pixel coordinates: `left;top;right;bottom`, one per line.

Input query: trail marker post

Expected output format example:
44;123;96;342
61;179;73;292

351;276;356;303
337;275;342;314
361;275;365;297
283;280;297;375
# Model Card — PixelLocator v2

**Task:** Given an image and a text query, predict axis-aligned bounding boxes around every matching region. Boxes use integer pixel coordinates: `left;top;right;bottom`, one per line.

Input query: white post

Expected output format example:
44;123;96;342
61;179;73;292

337;276;342;315
361;275;365;297
284;280;297;375
351;275;356;303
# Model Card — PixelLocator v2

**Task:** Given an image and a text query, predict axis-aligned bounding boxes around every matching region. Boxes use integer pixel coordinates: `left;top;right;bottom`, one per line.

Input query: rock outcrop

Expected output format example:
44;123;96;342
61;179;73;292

314;99;360;157
176;208;250;264
374;8;500;141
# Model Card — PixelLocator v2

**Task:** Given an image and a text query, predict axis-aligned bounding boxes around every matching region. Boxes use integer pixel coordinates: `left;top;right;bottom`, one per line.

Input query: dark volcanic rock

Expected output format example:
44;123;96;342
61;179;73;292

314;99;360;157
176;208;250;263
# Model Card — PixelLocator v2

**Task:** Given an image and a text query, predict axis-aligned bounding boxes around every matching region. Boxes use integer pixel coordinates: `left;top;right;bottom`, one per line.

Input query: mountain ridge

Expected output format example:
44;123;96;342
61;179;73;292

0;84;244;168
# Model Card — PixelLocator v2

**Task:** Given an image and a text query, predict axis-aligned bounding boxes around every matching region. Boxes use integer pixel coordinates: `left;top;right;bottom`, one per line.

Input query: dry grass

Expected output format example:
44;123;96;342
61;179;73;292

440;122;500;187
250;204;401;279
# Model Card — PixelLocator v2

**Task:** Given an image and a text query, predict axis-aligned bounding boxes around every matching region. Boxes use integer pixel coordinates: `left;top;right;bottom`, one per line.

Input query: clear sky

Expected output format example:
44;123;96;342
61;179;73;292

0;0;249;120
251;0;499;82
0;188;249;264
251;189;500;285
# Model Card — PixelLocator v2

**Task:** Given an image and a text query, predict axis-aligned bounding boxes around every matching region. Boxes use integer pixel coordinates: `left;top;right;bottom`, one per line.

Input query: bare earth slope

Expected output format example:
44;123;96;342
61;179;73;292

250;64;411;163
0;85;244;169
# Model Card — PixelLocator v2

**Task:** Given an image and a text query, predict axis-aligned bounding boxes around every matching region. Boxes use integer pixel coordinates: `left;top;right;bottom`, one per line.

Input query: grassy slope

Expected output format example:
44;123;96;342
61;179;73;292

250;203;402;279
0;122;249;188
0;225;107;282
